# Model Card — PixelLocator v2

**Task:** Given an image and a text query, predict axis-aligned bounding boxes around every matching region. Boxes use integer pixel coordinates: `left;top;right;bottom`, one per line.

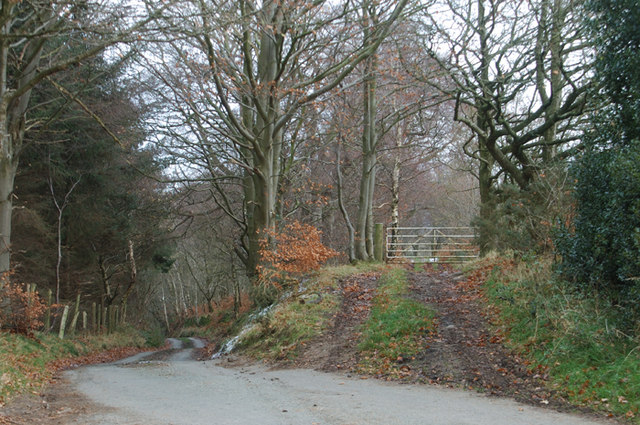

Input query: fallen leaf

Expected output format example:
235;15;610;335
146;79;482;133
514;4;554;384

0;373;10;385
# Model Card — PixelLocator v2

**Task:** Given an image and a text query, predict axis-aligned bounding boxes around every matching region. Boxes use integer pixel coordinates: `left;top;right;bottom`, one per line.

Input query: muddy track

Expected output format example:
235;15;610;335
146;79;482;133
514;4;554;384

290;273;377;372
290;266;589;415
406;268;560;406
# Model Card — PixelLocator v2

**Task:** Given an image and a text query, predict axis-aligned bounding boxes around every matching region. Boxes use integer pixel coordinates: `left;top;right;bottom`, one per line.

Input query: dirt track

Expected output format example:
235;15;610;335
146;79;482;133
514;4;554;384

290;267;556;402
406;268;555;401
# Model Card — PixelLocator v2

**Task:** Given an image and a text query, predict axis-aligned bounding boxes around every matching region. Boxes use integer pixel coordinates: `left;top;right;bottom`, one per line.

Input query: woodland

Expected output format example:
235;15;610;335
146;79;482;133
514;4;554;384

0;0;638;339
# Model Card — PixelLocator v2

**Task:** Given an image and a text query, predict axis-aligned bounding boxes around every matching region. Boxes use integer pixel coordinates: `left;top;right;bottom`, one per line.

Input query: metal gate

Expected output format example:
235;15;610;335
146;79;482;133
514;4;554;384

386;227;479;263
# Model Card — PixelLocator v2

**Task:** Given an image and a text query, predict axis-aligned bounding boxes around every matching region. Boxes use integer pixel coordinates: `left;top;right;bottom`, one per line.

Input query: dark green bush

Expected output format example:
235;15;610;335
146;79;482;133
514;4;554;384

555;0;640;318
249;282;280;310
555;140;640;306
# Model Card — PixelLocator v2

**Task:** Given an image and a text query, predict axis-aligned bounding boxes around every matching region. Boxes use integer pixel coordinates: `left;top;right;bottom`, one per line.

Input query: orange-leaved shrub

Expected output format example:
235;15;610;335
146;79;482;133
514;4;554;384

257;221;338;288
0;275;47;337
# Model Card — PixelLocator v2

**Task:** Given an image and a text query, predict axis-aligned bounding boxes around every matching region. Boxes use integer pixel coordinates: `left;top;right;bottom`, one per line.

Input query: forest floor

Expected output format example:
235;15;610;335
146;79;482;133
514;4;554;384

287;271;378;372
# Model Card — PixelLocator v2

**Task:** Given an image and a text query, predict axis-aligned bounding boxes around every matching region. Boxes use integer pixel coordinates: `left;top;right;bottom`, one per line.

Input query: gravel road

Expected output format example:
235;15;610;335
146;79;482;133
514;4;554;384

57;339;614;425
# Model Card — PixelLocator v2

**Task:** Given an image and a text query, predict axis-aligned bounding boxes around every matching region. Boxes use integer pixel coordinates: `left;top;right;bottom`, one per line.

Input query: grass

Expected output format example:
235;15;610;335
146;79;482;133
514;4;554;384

0;326;147;405
480;254;640;421
235;263;388;360
358;267;437;378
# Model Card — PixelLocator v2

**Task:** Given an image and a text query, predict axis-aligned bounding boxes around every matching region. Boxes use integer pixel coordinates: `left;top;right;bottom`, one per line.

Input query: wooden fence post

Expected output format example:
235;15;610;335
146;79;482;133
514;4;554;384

69;294;81;335
58;305;69;339
26;284;36;309
44;289;53;332
91;302;97;332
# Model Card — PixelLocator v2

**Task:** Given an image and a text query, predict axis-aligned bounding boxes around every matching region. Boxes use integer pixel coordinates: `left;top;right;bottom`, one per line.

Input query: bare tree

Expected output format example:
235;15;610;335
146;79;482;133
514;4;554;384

48;174;81;304
326;12;448;261
418;0;594;251
142;0;410;274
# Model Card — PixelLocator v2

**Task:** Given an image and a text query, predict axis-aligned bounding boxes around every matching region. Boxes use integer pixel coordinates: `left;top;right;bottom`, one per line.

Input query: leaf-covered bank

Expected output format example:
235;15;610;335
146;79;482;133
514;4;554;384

227;265;436;376
481;255;640;421
0;328;152;405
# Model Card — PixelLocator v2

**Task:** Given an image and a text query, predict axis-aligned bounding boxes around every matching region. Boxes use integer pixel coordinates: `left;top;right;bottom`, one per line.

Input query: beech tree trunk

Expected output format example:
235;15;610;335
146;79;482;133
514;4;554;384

476;0;495;255
478;140;494;254
336;138;356;262
236;0;283;276
356;10;379;261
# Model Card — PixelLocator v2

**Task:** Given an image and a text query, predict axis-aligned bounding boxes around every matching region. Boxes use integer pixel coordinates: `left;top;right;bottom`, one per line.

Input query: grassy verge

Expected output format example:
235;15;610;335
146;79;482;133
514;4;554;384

358;267;437;378
0;326;148;405
236;263;387;360
479;254;640;422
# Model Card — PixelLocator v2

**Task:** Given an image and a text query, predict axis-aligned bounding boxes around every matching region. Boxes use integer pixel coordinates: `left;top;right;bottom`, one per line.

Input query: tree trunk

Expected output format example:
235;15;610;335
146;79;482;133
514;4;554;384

335;138;356;262
0;5;47;277
540;0;564;163
476;0;495;255
120;239;137;323
239;0;283;278
170;276;180;315
231;254;240;318
356;35;378;261
0;158;16;275
365;162;376;258
478;139;495;254
200;0;410;276
161;284;170;332
356;153;375;260
98;255;115;307
389;131;402;257
49;176;80;303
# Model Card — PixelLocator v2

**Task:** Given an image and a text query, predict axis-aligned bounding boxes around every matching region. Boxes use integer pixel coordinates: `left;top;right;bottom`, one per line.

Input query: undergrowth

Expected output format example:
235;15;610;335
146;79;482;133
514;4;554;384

0;326;147;405
179;293;253;340
481;254;640;422
358;267;436;378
